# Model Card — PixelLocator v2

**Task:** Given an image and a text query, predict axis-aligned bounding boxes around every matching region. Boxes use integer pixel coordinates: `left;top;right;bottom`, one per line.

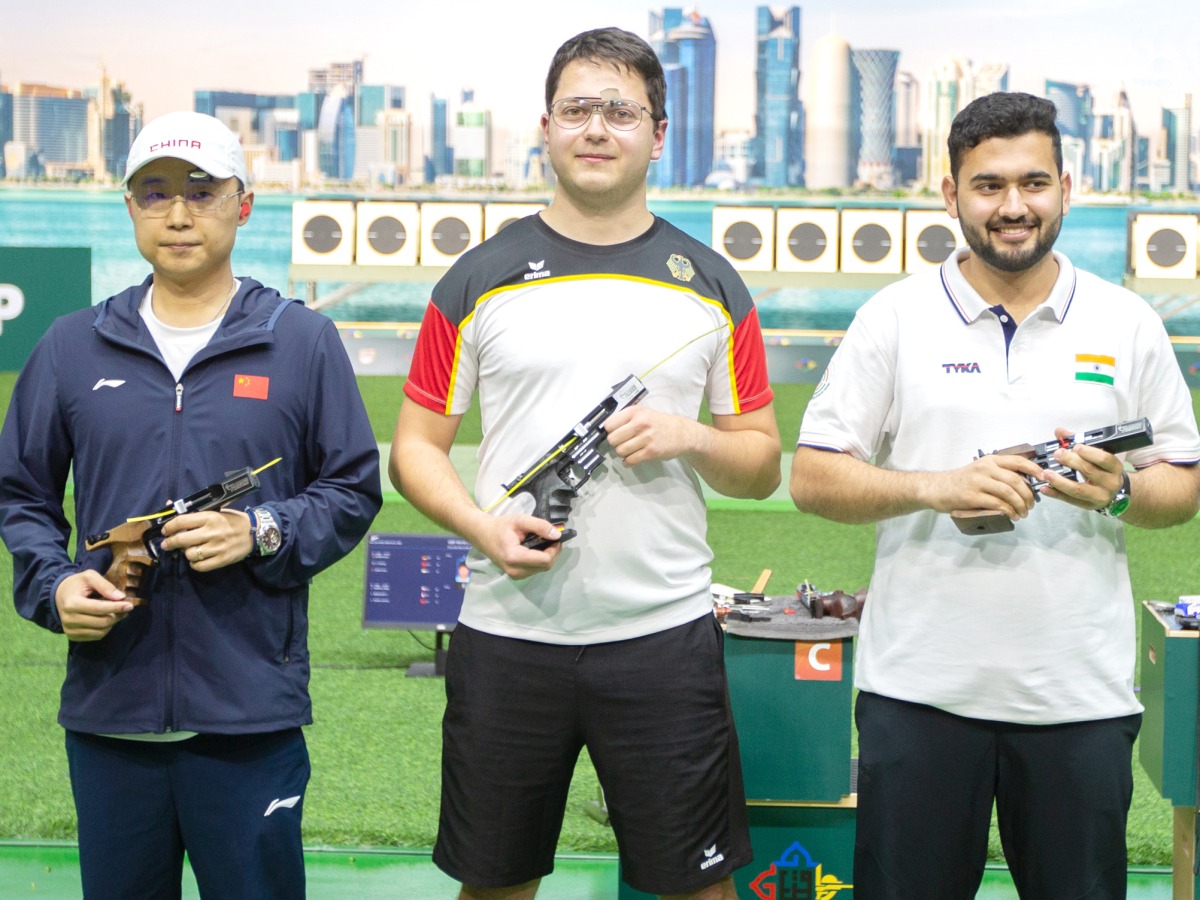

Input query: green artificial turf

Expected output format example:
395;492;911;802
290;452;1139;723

0;372;1197;864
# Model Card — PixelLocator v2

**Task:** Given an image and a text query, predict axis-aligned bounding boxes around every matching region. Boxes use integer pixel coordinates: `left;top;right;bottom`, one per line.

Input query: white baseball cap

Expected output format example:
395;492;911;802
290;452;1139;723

122;111;248;188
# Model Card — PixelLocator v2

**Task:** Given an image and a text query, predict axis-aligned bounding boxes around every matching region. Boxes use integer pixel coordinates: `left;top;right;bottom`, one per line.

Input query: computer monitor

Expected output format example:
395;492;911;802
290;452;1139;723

362;532;471;632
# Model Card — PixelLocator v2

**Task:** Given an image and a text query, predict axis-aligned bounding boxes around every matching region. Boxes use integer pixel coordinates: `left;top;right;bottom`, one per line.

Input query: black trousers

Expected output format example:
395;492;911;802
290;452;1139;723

853;691;1139;900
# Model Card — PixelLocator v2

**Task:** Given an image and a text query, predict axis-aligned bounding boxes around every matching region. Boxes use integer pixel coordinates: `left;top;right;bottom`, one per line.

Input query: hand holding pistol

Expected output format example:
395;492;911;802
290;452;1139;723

84;467;262;604
500;376;648;551
951;419;1153;535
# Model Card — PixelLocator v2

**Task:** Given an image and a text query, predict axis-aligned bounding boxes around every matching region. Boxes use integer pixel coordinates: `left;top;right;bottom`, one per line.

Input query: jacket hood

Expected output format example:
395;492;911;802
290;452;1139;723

92;276;298;344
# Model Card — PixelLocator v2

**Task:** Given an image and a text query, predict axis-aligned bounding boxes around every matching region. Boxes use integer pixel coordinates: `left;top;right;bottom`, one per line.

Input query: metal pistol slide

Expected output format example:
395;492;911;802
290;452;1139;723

951;419;1153;535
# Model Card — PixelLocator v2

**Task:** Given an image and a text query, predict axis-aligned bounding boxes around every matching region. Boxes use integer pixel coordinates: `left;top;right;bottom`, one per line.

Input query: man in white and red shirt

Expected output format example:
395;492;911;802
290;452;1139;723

391;27;780;900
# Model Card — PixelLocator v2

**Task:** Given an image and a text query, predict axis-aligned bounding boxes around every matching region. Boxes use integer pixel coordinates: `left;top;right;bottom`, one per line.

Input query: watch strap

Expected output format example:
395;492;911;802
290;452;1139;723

1099;472;1132;518
247;505;281;556
245;506;260;556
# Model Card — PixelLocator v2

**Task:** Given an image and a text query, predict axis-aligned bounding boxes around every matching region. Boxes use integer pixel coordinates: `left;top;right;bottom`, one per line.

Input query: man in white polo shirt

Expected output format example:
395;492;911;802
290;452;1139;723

791;92;1200;898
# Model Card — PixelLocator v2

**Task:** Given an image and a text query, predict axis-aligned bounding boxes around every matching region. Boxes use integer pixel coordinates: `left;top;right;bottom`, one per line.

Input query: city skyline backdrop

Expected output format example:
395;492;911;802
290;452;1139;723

4;0;1197;138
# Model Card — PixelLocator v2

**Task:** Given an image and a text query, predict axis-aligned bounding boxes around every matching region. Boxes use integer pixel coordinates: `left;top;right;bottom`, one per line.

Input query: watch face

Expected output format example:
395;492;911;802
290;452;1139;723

261;527;282;552
256;510;282;555
1108;495;1131;518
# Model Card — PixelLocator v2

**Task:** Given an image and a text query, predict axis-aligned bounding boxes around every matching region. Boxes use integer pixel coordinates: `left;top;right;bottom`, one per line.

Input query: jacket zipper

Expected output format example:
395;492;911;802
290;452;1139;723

165;381;185;731
163;562;176;733
284;600;293;664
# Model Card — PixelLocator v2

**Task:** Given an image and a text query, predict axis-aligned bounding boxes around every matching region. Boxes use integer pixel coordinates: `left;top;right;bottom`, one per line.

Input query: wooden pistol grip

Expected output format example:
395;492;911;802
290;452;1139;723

950;509;1015;535
991;443;1038;460
86;521;155;606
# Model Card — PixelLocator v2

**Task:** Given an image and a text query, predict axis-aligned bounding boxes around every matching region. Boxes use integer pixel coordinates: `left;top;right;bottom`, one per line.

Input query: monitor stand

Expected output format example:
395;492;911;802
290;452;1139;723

406;631;449;678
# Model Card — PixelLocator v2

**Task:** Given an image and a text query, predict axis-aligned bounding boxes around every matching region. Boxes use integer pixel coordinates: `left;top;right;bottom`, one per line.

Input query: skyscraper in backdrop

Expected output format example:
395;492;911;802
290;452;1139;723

650;7;716;188
752;5;803;188
310;61;362;181
1111;89;1138;193
804;32;855;189
1045;79;1093;186
922;56;968;188
87;68;136;181
973;63;1009;96
426;95;453;183
454;89;491;180
10;85;88;178
316;86;356;181
894;71;921;185
852;49;900;189
1161;95;1194;193
0;91;12;178
1090;89;1136;194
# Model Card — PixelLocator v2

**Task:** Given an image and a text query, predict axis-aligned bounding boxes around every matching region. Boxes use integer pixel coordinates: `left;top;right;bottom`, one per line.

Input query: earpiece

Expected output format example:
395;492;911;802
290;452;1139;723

240;202;251;217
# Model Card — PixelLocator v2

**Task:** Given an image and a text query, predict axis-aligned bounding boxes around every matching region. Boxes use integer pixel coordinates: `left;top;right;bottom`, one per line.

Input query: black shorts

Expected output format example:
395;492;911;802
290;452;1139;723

433;614;752;895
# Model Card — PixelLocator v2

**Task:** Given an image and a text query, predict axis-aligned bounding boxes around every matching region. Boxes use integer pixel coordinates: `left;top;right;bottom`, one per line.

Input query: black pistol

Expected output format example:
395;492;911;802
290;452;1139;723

501;375;648;551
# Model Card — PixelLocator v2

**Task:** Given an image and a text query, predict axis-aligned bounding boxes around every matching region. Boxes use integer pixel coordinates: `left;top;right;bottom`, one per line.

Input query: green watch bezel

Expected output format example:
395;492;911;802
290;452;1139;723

1101;472;1132;518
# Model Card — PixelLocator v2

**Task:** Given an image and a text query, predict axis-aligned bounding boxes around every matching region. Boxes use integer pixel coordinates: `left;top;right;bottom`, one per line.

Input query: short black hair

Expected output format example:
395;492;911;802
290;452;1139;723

545;27;667;124
947;92;1062;181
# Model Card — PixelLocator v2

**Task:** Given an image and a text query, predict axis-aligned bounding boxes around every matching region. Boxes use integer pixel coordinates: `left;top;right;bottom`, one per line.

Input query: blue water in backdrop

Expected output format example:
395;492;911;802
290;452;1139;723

2;189;1198;335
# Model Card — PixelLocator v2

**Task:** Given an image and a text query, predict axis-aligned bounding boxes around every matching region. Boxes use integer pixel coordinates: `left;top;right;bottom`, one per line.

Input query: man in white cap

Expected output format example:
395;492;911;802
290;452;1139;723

0;111;381;898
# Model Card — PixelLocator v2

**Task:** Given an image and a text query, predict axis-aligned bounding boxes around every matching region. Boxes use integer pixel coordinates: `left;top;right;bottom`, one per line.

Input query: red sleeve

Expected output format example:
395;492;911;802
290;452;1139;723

731;306;773;413
403;302;460;414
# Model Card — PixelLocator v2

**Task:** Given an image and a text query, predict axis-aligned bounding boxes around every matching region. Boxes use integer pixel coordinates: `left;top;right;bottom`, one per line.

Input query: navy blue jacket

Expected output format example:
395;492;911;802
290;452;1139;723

0;277;382;735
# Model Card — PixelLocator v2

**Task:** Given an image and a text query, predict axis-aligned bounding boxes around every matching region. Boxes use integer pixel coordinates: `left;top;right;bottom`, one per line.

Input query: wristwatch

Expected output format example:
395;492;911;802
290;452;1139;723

247;506;282;556
1098;472;1132;518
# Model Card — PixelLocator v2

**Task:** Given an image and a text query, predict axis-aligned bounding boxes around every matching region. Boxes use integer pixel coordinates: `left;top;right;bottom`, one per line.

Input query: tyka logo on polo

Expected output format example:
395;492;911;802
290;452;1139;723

524;260;551;281
942;362;981;374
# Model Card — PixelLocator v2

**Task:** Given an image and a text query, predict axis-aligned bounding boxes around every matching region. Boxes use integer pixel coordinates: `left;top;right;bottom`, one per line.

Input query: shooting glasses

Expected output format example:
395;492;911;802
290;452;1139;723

128;172;244;217
549;95;653;131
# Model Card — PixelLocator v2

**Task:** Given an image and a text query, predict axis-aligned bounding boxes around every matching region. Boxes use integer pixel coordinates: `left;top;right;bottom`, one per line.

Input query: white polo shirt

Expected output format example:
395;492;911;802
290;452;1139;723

798;249;1200;724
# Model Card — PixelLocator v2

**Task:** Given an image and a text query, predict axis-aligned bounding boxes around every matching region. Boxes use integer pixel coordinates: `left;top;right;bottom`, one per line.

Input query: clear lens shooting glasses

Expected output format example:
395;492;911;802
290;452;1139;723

549;94;652;131
128;178;243;217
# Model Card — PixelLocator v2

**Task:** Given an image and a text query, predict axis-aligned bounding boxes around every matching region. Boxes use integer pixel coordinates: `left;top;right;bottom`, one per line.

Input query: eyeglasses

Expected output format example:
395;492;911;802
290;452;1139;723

128;185;244;217
549;97;652;132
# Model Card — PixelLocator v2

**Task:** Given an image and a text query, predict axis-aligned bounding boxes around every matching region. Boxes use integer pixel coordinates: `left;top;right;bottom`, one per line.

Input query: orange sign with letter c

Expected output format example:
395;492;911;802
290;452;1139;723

794;640;843;681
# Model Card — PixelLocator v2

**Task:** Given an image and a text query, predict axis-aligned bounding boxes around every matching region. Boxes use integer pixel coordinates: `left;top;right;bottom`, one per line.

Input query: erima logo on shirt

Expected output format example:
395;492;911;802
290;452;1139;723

941;362;981;374
93;379;126;390
700;844;725;870
524;260;551;281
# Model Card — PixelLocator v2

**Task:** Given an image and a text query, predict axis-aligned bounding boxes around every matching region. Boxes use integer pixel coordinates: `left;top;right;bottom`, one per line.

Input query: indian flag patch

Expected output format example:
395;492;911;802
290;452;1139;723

1075;353;1115;385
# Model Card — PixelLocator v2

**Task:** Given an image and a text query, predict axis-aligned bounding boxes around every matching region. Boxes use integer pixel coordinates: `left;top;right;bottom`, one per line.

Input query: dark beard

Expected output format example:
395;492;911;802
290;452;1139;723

959;211;1062;273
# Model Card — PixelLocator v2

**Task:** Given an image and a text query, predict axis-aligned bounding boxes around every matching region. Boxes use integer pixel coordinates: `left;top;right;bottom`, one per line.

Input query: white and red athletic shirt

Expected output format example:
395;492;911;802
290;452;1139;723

405;213;773;644
798;249;1200;724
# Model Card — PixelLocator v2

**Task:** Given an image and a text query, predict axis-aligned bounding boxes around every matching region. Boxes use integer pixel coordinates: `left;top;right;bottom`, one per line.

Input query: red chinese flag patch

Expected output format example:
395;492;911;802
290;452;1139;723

233;374;270;400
